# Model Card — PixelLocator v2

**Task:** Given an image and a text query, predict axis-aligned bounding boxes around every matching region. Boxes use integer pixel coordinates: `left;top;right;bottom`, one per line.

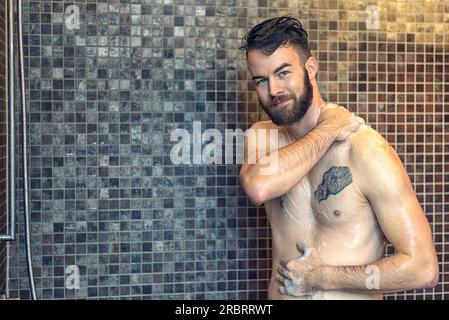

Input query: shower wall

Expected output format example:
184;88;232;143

0;0;8;297
7;0;448;299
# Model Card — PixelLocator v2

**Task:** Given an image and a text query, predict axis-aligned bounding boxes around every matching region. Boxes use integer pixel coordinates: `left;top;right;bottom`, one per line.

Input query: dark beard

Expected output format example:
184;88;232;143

260;69;313;126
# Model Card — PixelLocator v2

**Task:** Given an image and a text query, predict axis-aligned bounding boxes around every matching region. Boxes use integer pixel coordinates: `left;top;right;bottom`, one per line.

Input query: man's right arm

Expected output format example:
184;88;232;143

239;107;364;205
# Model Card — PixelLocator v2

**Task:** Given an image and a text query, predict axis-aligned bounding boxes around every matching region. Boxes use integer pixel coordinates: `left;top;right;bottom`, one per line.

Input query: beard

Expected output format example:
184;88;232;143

260;68;313;126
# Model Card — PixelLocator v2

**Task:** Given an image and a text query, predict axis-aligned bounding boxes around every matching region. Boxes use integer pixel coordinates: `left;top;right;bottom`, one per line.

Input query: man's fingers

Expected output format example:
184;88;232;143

280;256;288;267
344;116;365;136
278;265;292;279
353;116;365;128
320;103;335;112
279;286;286;295
274;273;285;284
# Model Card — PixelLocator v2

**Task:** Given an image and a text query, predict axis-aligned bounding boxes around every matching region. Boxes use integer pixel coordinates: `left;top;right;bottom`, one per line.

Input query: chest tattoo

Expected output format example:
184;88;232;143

314;166;353;202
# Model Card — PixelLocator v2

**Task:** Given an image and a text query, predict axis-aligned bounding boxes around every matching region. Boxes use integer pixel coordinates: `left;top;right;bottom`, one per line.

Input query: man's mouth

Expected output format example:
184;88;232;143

273;98;293;108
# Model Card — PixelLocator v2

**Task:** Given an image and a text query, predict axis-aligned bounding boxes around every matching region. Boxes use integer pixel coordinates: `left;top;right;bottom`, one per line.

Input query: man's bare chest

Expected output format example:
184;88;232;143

271;141;370;230
307;141;369;226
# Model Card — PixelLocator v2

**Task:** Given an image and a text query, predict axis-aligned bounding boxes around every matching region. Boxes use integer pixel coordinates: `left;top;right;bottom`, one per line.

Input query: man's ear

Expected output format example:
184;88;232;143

304;56;318;81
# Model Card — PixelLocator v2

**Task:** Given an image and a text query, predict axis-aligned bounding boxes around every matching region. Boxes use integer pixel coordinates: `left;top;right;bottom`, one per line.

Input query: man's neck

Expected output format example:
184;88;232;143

285;97;326;140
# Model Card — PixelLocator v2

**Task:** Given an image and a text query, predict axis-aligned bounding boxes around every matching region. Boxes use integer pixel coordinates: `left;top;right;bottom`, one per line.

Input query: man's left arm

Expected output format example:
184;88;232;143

278;130;439;295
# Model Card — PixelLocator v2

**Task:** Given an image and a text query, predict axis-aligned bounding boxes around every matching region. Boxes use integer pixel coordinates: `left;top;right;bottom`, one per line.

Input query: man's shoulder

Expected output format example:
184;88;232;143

348;124;392;163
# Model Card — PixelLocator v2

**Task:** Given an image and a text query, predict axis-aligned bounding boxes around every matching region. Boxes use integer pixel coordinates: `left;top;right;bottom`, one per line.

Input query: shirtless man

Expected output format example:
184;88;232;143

239;16;438;299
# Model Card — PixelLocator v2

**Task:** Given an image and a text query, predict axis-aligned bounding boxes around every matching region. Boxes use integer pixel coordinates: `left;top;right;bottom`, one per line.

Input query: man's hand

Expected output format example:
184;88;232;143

317;105;365;141
276;243;325;297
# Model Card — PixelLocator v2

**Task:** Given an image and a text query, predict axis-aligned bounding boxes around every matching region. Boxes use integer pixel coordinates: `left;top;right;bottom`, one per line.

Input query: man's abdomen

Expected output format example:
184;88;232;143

266;212;386;300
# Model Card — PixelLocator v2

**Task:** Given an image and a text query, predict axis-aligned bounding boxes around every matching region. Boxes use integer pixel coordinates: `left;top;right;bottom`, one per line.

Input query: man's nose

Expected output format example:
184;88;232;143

269;79;283;98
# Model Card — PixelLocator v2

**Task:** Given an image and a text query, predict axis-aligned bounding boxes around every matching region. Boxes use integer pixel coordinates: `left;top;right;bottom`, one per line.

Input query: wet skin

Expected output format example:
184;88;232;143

262;121;385;299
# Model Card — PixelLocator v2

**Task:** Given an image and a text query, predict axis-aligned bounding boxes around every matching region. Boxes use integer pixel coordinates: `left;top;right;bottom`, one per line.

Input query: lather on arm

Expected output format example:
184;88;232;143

240;106;363;205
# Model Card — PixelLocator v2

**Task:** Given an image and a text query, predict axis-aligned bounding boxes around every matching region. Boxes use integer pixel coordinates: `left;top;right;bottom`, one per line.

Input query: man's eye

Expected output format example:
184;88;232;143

256;79;267;86
279;71;290;78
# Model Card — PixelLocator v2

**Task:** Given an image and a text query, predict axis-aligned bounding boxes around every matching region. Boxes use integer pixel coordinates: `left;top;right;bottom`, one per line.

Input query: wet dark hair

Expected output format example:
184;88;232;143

240;16;312;64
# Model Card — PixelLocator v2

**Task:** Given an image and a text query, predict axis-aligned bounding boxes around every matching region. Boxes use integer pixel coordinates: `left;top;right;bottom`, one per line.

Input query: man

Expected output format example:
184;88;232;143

239;16;438;299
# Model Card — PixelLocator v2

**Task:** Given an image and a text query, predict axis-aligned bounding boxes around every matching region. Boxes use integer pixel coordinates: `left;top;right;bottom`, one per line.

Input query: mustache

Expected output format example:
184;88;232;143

272;94;295;106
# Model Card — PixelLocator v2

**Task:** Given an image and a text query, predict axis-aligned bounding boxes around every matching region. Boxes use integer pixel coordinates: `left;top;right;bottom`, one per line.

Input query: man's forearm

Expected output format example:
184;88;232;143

317;253;437;294
245;121;338;202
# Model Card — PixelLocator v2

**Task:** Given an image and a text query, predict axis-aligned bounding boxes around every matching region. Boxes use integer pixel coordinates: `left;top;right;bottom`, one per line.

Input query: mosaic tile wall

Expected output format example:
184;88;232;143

6;0;448;299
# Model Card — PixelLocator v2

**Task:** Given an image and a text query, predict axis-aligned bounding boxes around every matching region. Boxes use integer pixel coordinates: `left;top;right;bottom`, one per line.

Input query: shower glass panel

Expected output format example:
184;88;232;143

0;0;9;295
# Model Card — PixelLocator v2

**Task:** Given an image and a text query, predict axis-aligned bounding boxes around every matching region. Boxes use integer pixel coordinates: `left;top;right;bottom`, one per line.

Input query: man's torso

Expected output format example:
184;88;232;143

261;116;386;300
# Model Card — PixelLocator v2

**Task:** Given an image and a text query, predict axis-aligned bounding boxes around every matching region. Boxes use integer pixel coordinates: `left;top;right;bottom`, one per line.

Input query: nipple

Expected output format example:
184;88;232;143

333;209;341;217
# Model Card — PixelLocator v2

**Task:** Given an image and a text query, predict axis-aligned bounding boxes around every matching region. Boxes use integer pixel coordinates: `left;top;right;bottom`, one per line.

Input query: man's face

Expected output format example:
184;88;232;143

247;45;313;126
